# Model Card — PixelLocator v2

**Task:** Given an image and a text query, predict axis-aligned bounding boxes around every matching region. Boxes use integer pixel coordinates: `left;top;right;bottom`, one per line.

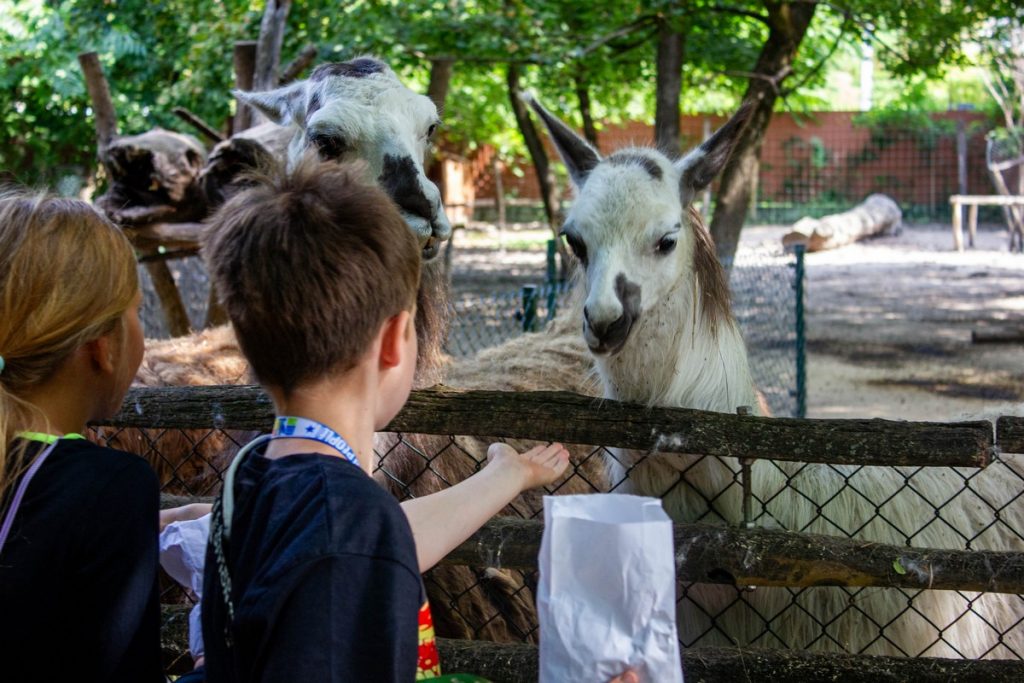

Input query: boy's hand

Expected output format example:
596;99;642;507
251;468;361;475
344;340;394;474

486;442;570;491
159;503;213;532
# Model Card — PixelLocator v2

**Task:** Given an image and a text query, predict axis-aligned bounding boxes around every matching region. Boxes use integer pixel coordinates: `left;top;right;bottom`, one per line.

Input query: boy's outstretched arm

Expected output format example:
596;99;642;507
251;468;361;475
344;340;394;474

400;442;569;572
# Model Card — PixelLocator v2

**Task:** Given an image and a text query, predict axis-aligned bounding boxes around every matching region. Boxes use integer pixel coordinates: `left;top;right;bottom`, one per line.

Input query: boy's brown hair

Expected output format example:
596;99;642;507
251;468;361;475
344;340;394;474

203;157;421;394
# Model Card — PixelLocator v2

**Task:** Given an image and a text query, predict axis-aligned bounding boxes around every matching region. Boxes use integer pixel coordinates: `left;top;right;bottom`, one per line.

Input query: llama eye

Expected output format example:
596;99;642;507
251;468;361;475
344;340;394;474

656;235;677;255
310;133;348;160
562;232;588;266
427;123;439;138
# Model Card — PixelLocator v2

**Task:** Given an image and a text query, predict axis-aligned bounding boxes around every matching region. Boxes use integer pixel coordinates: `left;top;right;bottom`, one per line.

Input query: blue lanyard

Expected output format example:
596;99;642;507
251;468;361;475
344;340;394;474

270;416;361;468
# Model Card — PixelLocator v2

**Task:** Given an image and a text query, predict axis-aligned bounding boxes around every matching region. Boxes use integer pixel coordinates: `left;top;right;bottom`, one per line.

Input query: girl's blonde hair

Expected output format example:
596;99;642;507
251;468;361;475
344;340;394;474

0;187;139;498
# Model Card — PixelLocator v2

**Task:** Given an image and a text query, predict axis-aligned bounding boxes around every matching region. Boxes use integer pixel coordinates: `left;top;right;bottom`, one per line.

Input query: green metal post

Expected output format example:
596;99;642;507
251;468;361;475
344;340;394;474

794;244;807;419
521;285;538;333
545;239;558;322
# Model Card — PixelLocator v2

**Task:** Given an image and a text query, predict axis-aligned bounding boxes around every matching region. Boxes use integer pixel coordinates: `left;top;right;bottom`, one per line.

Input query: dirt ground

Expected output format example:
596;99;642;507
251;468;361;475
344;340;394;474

448;221;1024;423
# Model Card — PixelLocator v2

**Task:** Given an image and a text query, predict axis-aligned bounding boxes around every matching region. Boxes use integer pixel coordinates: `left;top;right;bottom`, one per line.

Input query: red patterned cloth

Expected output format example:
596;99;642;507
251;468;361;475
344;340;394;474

416;599;442;679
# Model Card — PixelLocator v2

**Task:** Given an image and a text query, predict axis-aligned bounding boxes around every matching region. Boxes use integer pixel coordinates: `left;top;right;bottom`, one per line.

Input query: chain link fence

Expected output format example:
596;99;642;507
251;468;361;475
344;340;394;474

94;393;1024;670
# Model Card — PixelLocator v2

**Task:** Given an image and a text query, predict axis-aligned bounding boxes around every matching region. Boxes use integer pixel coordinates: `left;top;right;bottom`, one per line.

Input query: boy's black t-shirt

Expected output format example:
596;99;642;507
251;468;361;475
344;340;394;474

0;438;163;683
202;450;425;683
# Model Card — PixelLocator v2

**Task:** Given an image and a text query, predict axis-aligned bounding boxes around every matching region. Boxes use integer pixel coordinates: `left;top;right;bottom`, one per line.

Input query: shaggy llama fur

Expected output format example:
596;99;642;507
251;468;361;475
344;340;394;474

530;96;1024;658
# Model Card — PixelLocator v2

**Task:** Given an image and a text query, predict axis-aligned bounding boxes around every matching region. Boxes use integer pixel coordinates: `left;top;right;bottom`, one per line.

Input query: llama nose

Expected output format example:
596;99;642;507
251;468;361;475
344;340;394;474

585;306;625;340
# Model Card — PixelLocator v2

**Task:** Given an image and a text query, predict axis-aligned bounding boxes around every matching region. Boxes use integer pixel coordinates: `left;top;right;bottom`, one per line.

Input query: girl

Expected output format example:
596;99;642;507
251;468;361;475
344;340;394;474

0;188;163;681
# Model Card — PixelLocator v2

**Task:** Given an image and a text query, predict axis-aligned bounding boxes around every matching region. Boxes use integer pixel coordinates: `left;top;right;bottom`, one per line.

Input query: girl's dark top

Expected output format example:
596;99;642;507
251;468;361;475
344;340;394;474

0;438;163;683
202;450;424;683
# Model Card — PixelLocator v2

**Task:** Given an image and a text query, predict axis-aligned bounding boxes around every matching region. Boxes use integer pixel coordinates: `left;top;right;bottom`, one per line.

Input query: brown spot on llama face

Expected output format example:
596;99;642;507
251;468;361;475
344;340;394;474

587;273;642;355
379;155;434;221
607;152;663;181
310;58;387;82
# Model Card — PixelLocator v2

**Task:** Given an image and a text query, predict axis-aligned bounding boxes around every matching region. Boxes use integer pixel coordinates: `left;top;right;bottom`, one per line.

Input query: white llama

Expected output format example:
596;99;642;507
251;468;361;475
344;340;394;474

529;96;1024;659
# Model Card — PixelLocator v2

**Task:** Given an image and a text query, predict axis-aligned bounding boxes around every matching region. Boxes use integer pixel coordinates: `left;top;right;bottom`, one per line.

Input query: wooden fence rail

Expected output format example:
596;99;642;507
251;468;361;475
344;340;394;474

159;605;1024;681
157;496;1024;595
96;385;1009;467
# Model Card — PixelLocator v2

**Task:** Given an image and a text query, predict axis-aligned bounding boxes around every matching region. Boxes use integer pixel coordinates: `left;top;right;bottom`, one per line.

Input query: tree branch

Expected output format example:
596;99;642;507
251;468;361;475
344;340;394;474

704;4;771;24
569;15;658;59
171;107;224;144
780;18;852;97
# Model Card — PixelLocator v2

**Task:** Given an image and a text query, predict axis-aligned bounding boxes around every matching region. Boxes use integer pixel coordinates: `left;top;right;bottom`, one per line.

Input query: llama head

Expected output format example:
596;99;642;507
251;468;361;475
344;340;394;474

234;57;452;259
529;96;749;355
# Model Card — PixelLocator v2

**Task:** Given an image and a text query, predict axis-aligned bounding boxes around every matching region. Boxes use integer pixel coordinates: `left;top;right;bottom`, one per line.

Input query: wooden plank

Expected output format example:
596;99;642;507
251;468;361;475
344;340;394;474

143;261;191;337
968;203;978;248
158;495;1024;593
124;222;204;251
997;416;1024;453
157;608;1024;683
949;194;1024;206
971;328;1024;345
952;198;964;252
98;386;997;468
233;41;257;132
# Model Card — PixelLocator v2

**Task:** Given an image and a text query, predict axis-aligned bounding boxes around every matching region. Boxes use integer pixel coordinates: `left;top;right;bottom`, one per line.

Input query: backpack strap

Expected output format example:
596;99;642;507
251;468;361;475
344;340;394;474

0;440;59;553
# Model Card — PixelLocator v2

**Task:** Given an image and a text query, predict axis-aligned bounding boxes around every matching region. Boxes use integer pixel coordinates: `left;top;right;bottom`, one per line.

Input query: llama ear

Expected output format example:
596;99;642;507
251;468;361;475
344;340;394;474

524;93;601;187
675;102;754;205
233;81;308;127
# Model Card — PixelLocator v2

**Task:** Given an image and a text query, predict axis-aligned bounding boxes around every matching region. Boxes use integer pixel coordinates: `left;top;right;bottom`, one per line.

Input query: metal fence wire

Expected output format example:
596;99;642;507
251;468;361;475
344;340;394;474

94;409;1024;667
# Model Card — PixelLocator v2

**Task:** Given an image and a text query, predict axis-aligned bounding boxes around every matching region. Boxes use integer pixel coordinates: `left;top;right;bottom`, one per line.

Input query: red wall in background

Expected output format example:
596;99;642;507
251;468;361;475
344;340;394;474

462;111;996;217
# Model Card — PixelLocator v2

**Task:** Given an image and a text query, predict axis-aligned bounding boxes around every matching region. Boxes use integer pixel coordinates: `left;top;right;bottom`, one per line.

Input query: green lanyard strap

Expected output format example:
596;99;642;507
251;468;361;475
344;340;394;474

16;431;86;444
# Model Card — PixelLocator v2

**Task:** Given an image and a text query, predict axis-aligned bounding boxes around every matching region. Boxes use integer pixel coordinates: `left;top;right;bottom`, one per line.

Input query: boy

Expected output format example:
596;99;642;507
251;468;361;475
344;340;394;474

200;157;570;682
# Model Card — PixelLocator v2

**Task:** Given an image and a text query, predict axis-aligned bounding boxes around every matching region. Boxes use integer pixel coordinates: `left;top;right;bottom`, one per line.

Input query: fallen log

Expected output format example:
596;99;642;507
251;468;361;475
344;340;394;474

93;129;208;225
98;386;996;468
783;194;901;252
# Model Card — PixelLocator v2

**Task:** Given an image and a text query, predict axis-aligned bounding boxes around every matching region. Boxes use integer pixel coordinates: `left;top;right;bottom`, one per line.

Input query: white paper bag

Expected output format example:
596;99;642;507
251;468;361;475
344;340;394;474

538;494;683;683
159;513;211;658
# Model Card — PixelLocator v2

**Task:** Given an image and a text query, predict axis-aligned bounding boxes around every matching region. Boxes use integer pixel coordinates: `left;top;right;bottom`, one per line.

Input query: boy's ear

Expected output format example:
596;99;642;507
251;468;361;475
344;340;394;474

83;335;116;375
378;310;413;370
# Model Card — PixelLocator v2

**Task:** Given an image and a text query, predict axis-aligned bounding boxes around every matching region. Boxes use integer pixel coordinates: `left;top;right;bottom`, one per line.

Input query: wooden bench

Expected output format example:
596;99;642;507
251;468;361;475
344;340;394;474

949;194;1024;251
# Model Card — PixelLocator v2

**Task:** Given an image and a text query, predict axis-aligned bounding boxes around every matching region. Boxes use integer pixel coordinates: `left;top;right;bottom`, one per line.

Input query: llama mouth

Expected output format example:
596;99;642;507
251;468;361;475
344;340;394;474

422;237;440;261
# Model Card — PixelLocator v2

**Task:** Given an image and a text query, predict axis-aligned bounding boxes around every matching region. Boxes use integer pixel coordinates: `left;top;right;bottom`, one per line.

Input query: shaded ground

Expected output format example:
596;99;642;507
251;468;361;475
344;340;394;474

747;223;1024;421
447;221;1024;421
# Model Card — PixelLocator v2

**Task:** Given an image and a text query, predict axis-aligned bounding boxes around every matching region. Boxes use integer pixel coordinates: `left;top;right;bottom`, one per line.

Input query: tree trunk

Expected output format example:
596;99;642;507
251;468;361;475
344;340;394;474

507;64;564;244
709;1;818;266
77;52;119;149
426;58;455;112
654;21;685;155
575;76;599;148
424;59;455;177
253;0;292;92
